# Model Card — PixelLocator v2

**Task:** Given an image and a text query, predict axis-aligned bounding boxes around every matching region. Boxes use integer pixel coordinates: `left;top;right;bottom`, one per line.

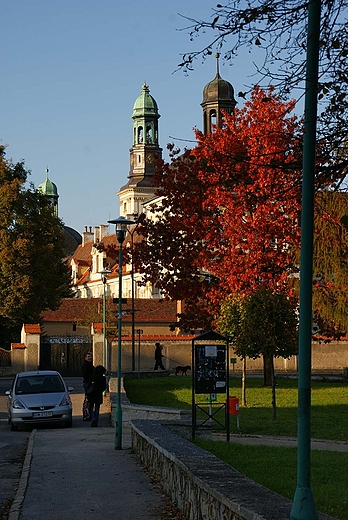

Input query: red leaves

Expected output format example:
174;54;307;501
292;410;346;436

139;86;302;328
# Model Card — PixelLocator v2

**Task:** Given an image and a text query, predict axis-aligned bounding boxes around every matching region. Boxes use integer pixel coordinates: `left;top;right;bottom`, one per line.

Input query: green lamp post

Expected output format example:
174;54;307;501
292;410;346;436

290;1;321;518
108;216;135;450
99;268;111;371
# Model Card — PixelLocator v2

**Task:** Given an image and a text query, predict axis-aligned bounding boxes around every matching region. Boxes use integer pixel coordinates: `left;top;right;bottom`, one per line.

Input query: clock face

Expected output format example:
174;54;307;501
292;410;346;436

146;153;154;164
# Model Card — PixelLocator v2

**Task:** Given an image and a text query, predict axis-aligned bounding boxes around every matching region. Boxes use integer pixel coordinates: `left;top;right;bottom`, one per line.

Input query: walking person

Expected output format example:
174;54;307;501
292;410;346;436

154;342;165;370
82;352;94;393
81;352;94;420
86;365;107;427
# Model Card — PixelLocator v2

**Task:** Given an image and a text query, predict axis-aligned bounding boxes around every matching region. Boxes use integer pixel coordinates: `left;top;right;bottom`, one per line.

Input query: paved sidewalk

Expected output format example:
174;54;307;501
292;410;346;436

8;389;181;520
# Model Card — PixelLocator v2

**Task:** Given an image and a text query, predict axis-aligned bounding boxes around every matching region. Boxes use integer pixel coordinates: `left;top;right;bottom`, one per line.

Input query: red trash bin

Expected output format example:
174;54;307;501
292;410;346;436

228;396;239;415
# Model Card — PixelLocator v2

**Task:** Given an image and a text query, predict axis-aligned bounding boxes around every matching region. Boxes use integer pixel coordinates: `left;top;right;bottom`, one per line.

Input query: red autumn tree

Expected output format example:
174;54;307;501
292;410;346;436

136;86;303;330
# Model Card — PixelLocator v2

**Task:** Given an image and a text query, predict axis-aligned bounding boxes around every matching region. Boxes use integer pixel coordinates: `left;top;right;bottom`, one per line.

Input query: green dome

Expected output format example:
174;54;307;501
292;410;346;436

38;177;58;197
132;83;160;119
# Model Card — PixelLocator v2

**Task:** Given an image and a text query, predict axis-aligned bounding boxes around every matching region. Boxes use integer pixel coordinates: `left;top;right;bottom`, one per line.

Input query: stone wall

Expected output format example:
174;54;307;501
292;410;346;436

131;419;335;520
108;339;348;374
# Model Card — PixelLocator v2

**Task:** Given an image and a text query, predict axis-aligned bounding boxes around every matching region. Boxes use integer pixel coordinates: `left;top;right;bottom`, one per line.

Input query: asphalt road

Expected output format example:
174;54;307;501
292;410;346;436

0;377;84;519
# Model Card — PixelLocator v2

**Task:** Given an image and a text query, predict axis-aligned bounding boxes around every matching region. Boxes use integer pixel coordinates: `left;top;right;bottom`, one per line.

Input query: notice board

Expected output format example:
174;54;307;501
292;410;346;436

195;344;226;394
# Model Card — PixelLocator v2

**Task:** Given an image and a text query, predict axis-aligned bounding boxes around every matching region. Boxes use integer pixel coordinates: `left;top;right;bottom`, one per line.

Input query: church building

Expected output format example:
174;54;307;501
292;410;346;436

70;55;237;301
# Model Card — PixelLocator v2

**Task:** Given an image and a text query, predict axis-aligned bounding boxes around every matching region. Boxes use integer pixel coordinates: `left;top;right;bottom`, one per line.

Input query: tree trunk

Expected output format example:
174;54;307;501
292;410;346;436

271;356;276;420
263;354;273;386
241;357;247;407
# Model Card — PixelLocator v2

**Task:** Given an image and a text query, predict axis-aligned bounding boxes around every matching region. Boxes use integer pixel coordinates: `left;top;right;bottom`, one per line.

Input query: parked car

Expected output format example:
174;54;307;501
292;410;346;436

6;370;73;430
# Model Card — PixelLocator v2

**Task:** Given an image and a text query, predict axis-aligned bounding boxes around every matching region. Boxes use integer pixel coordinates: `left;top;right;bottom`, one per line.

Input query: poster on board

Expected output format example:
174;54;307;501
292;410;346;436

195;344;226;394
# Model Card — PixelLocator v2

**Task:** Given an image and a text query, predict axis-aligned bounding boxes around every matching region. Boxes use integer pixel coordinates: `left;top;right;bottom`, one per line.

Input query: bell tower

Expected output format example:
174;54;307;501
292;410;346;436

38;168;59;217
118;83;162;219
201;53;237;134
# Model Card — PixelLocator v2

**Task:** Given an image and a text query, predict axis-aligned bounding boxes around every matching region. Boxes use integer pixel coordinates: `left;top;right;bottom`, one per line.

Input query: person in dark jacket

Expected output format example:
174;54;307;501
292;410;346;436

81;352;94;393
86;365;107;427
81;352;95;420
154;342;165;370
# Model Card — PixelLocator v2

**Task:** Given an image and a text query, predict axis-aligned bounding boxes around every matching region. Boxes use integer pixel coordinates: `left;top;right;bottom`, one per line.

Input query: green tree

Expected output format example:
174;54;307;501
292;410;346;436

217;288;298;418
0;146;72;347
312;191;348;337
216;296;248;406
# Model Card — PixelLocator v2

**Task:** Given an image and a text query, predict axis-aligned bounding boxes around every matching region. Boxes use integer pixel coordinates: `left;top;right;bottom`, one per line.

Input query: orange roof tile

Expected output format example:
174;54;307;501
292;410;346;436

117;334;195;341
92;323;103;333
24;324;41;334
41;298;178;324
41;299;103;322
11;343;26;349
76;268;91;285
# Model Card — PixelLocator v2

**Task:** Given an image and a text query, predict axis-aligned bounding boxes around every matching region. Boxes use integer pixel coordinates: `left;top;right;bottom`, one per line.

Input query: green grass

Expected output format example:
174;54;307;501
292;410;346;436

125;376;348;440
194;440;348;520
124;376;348;519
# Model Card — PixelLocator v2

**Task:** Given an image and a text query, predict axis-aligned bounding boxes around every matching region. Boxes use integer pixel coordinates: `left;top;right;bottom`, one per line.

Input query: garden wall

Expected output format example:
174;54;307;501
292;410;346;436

131;419;335;520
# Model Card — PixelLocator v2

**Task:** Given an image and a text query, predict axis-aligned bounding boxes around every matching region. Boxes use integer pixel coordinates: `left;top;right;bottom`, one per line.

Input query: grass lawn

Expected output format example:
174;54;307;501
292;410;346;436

124;375;348;519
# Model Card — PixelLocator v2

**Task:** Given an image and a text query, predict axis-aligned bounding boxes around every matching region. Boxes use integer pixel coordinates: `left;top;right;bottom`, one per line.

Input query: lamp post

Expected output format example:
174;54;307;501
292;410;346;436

290;1;320;518
129;217;140;371
136;328;143;378
99;268;111;371
108;216;135;450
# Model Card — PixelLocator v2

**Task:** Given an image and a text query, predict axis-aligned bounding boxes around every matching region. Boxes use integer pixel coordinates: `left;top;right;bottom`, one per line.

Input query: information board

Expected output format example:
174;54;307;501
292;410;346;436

195;344;226;394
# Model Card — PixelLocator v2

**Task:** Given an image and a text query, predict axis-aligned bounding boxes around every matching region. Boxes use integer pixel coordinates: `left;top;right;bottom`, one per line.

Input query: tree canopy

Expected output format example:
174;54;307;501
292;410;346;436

136;86;302;329
178;0;348;187
0;146;72;346
311;190;348;336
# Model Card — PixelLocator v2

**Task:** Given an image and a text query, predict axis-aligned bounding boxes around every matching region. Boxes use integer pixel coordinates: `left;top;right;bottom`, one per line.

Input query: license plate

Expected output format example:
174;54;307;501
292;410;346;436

32;411;53;418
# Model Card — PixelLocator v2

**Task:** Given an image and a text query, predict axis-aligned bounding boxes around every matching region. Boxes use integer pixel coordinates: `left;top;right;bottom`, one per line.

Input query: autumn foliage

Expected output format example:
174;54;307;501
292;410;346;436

136;86;303;329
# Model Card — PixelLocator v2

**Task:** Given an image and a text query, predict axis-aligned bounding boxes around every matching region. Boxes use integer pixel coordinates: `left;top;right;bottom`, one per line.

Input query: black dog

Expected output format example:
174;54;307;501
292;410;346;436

174;365;191;376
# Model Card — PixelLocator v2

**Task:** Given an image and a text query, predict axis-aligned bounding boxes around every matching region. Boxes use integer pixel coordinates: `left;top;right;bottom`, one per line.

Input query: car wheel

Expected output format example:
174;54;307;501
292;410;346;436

66;419;73;428
10;421;18;431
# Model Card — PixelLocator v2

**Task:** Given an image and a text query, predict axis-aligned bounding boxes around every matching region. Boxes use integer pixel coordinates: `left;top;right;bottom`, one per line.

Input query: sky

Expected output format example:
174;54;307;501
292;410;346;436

2;0;267;235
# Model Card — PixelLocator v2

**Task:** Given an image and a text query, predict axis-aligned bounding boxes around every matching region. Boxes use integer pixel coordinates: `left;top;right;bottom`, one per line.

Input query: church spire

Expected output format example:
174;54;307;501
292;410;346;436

117;84;163;219
38;168;59;217
201;55;237;134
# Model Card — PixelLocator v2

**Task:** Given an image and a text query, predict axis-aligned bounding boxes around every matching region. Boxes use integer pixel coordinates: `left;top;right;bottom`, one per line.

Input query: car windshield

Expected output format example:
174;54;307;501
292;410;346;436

15;375;65;394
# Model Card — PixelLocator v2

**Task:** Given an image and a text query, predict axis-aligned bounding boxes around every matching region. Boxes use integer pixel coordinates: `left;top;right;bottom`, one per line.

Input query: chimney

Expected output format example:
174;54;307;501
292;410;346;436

82;226;94;246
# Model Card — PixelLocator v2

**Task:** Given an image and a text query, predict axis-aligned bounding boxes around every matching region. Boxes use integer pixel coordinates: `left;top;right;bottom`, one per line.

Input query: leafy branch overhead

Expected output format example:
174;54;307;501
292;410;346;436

178;0;348;186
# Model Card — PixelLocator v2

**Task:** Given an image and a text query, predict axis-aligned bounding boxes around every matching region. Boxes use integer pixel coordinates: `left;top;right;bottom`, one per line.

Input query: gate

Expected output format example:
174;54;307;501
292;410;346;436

40;336;92;376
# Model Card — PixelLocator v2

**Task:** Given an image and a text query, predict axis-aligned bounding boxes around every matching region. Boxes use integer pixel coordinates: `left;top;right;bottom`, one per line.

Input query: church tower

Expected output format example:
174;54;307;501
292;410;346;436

201;53;237;134
118;83;162;219
38;168;59;217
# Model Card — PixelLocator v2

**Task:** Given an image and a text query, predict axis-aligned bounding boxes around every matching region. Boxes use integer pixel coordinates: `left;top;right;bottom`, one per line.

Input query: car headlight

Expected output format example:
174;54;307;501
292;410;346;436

59;396;71;407
12;399;25;409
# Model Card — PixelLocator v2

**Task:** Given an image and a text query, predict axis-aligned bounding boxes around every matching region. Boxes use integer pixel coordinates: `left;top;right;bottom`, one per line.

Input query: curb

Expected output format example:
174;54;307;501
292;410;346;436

8;429;36;520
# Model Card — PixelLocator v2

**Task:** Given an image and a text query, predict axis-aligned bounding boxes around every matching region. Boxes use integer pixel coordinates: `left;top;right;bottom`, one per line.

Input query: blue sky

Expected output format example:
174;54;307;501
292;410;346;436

2;0;269;234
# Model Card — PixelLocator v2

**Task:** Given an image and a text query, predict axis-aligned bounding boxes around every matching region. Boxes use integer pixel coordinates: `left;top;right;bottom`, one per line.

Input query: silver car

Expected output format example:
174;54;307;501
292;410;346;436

6;370;73;430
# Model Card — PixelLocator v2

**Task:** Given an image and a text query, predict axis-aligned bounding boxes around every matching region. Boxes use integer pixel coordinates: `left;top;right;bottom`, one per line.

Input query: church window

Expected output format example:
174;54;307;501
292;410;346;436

210;110;217;132
138;127;143;143
138;155;141;163
146;126;152;143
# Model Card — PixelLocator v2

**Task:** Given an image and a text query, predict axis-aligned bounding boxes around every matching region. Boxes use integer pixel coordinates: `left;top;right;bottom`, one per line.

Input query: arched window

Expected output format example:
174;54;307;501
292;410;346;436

210;110;217;133
138;127;143;143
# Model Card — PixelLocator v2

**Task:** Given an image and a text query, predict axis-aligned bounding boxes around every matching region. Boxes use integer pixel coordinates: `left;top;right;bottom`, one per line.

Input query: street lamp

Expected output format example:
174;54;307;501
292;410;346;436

129;216;140;372
99;268;111;371
108;216;135;450
136;328;143;378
